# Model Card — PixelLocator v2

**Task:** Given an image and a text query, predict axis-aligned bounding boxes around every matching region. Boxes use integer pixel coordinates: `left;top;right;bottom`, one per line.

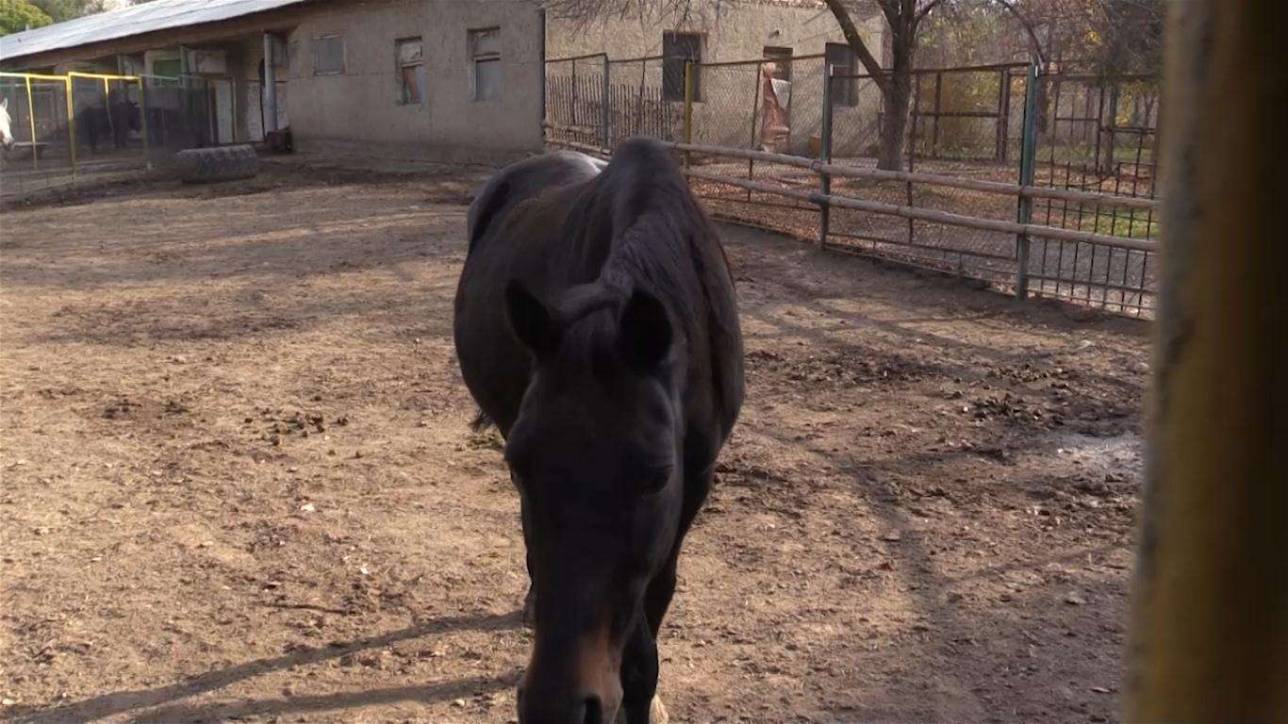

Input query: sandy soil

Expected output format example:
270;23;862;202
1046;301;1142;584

1;163;1149;723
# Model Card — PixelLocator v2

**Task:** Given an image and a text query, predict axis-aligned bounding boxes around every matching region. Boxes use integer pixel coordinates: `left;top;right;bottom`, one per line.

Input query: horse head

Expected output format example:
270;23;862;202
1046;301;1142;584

504;277;683;724
0;97;15;151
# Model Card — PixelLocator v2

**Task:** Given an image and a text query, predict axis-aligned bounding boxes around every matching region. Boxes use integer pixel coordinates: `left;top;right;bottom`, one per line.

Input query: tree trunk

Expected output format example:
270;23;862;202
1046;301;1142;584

877;45;913;171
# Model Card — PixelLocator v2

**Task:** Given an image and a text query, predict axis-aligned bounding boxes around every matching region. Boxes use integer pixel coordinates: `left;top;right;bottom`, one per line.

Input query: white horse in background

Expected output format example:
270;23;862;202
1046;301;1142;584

0;97;15;151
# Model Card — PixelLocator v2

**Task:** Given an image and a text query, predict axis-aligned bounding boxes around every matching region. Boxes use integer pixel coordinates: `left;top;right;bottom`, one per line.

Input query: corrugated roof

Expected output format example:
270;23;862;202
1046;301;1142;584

0;0;312;63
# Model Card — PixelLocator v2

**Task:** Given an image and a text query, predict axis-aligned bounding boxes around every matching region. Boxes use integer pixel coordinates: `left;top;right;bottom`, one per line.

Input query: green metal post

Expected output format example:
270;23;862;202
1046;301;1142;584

1015;62;1040;300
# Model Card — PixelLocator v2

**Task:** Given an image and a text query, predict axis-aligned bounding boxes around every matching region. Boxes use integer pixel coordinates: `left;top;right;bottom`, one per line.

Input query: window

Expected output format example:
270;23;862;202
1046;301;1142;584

313;34;345;75
469;27;501;101
152;58;181;77
825;42;857;107
763;46;793;82
396;37;425;104
662;31;702;102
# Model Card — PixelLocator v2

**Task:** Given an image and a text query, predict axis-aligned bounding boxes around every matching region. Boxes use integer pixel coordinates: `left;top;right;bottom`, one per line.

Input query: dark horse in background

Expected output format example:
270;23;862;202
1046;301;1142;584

78;95;140;153
454;139;744;724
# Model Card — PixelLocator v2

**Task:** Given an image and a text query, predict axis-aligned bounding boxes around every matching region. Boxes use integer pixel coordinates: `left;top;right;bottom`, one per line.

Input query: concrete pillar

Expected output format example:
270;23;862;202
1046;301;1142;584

263;32;278;134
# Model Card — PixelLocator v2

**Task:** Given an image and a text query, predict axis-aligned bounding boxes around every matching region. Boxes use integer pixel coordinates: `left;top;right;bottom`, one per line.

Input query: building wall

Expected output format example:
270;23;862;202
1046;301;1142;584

2;0;544;162
545;1;886;156
285;0;543;161
546;1;884;63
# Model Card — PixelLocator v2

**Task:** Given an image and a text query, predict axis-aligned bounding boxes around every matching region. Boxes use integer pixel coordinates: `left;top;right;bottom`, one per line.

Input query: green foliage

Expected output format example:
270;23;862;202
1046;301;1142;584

28;0;105;23
0;0;52;34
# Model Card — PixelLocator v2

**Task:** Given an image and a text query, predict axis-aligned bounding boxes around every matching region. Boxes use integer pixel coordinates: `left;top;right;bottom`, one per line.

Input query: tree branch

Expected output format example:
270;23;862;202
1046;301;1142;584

991;0;1049;65
875;0;901;38
823;0;890;93
914;0;945;24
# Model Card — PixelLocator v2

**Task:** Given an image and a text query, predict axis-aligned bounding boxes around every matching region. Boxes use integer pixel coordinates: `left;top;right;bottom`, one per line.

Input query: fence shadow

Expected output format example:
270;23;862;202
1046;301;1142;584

9;610;520;724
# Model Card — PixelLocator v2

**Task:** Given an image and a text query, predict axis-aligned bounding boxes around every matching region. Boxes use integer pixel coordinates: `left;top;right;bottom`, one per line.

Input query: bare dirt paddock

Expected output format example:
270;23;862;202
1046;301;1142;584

1;164;1148;723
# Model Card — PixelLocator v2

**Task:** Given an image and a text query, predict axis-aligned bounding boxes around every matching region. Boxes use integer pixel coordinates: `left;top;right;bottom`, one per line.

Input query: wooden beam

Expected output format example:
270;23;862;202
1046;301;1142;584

1127;1;1288;719
670;142;1160;211
684;168;1159;252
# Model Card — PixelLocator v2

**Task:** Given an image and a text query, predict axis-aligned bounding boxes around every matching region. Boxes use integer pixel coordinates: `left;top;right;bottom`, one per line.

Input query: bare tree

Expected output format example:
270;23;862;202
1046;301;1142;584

824;0;944;169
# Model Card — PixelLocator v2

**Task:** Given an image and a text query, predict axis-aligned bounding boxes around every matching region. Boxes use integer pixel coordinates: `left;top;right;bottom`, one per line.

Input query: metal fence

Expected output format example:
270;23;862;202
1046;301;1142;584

545;54;684;149
605;55;684;145
1;71;215;199
543;56;1161;318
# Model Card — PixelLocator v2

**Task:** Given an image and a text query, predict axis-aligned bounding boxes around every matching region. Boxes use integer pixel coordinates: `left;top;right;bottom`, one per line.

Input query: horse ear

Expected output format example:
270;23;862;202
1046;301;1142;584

0;97;7;110
505;280;558;356
619;289;672;371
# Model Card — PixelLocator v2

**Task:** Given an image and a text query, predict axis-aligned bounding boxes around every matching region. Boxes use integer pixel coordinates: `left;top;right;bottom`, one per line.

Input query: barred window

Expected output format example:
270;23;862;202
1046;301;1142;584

313;34;345;76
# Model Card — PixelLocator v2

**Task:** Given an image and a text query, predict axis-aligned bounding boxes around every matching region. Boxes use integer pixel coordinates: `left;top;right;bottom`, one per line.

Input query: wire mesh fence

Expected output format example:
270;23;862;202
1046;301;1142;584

544;53;609;149
0;74;74;176
605;56;684;145
680;56;830;249
541;54;1160;317
1025;67;1160;312
1;71;217;199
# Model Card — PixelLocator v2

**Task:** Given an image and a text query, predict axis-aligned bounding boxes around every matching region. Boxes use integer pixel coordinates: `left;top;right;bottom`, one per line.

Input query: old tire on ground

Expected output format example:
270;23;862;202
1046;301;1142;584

175;145;259;184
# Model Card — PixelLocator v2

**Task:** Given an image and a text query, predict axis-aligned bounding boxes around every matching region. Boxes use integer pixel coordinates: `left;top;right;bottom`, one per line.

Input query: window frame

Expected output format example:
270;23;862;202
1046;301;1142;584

825;42;857;108
395;36;425;106
662;31;703;102
312;33;346;76
762;45;793;83
468;27;502;102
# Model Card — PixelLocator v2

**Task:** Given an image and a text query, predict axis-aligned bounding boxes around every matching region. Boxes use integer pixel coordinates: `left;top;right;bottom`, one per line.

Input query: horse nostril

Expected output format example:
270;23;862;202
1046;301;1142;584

581;695;604;724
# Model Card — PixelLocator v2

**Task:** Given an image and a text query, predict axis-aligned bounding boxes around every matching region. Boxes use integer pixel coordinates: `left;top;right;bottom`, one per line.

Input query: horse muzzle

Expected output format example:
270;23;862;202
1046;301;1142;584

518;688;618;724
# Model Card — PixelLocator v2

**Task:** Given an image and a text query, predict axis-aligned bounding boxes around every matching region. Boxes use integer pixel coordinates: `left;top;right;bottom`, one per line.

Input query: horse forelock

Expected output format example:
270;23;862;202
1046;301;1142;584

555;278;630;327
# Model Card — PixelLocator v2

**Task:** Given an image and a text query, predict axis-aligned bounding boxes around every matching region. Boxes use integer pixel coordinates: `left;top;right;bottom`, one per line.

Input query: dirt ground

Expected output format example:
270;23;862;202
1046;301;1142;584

0;163;1149;723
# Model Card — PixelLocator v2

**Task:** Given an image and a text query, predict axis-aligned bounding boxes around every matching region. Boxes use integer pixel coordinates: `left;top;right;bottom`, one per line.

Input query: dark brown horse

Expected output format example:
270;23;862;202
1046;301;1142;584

454;139;744;724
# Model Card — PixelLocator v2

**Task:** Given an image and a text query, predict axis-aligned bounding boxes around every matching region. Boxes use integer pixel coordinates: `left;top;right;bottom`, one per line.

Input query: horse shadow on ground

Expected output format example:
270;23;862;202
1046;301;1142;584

9;610;521;724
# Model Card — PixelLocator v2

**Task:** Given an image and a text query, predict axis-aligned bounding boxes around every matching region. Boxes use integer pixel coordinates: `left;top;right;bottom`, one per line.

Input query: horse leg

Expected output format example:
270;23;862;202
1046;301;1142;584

620;462;714;724
618;619;666;724
519;495;537;627
644;460;714;634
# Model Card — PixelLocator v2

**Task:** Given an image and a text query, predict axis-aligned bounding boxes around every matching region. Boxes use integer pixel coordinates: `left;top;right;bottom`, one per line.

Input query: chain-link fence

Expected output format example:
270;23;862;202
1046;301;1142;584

2;71;215;199
1;73;74;182
1025;66;1160;313
819;63;1031;285
605;55;684;146
680;56;827;246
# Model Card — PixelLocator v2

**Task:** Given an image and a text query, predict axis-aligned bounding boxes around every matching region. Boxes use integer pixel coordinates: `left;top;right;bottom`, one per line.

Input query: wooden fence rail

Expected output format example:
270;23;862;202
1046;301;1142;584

671;142;1160;212
683;167;1159;252
542;136;1159;307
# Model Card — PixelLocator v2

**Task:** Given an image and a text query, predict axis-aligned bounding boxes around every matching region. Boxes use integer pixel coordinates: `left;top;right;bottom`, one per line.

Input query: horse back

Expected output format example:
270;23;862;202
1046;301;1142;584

467;151;605;254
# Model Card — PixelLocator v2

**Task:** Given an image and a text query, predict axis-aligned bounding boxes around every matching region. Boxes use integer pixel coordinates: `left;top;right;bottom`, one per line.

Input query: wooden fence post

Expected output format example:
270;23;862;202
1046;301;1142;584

1127;1;1288;718
600;54;611;151
64;76;77;174
819;63;834;249
682;61;694;169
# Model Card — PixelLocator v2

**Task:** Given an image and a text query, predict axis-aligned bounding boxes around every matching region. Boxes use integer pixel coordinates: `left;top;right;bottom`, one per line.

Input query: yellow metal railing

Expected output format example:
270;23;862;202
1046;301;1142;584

1;70;152;174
